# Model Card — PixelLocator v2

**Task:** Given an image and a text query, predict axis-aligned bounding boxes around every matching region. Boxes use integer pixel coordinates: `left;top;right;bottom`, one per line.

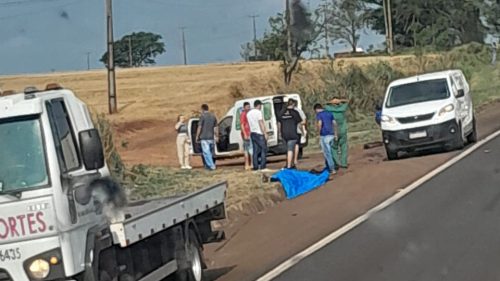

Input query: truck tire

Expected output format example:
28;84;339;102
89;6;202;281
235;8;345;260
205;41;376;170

176;231;204;281
386;148;398;161
467;117;477;144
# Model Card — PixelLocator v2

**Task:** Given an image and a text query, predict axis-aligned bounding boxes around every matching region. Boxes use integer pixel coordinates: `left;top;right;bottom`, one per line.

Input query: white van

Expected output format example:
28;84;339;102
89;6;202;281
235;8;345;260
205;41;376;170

381;69;477;160
188;93;308;159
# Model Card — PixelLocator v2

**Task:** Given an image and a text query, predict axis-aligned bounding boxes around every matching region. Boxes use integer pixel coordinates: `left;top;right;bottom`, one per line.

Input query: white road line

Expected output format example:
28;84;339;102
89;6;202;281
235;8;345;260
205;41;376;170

256;129;500;281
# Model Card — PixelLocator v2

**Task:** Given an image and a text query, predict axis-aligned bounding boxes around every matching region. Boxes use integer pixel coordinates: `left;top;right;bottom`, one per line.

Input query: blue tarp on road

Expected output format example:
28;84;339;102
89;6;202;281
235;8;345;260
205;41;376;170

271;169;330;200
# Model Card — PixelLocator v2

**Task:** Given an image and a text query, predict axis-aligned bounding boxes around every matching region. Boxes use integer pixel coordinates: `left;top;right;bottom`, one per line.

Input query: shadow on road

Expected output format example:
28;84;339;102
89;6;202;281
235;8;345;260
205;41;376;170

204;266;237;281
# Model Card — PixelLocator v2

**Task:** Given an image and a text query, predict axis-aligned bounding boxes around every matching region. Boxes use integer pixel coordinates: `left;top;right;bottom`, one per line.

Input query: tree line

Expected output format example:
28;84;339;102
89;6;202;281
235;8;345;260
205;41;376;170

241;0;500;61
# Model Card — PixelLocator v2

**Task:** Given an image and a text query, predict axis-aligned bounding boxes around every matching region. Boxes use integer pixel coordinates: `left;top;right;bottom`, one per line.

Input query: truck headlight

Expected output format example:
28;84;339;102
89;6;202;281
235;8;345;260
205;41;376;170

29;259;50;279
381;115;395;124
438;104;454;117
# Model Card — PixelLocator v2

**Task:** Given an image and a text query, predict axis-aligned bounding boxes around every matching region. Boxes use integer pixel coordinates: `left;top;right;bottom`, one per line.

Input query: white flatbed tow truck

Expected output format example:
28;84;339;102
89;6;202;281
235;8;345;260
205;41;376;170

0;84;227;281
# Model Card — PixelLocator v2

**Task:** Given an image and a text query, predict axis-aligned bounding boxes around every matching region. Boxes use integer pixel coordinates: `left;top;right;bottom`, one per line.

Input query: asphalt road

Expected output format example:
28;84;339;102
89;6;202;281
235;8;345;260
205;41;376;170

274;133;500;281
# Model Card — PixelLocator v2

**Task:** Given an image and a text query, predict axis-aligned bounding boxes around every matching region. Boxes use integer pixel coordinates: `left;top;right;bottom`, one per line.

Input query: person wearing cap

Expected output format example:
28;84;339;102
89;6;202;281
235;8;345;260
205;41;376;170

325;97;349;169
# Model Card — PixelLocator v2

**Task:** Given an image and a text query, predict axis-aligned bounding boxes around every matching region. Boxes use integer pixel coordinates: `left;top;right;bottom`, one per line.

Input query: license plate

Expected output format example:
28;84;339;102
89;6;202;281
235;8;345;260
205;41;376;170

409;131;427;139
0;248;21;262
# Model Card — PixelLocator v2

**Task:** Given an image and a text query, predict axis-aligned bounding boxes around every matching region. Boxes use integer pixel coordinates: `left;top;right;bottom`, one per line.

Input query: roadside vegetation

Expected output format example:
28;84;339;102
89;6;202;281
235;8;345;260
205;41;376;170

94;43;499;220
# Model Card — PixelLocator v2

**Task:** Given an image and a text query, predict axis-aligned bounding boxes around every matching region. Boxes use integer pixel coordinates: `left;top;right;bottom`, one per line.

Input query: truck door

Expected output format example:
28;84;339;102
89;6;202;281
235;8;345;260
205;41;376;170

46;98;100;225
262;98;278;147
215;116;240;156
187;118;202;155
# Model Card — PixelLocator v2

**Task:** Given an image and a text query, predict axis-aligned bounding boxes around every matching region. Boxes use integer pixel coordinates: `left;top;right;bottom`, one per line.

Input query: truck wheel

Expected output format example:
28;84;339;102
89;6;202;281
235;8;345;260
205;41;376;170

176;231;204;281
386;148;398;161
467;118;477;144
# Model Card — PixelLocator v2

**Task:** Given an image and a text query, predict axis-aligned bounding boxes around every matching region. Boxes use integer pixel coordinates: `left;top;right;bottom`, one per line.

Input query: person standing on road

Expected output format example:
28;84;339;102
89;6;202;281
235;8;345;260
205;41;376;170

292;99;306;163
279;100;303;169
325;97;349;169
240;102;253;170
314;104;337;174
247;100;268;171
175;115;192;170
196;104;218;171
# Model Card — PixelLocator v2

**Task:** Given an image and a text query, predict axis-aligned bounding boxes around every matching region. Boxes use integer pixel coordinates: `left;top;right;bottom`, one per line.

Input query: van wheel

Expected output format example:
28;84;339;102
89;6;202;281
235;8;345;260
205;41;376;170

467;118;477;144
386;149;398;161
176;231;205;281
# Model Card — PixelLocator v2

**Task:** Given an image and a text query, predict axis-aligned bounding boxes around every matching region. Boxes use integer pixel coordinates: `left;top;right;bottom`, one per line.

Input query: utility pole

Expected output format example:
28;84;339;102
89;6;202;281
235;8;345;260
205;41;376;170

128;36;133;67
106;0;117;114
286;0;292;61
180;27;187;65
85;52;91;70
383;0;394;54
322;1;329;58
249;14;259;59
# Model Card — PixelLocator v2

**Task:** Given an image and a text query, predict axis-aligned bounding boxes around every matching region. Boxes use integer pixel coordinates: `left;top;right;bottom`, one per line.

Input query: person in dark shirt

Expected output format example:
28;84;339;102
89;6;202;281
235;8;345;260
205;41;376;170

196;104;218;170
278;100;303;169
315;104;337;174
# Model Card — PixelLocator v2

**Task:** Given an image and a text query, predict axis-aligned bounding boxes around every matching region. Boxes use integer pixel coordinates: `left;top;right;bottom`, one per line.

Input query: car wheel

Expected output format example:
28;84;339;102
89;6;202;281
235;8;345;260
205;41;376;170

467;117;478;144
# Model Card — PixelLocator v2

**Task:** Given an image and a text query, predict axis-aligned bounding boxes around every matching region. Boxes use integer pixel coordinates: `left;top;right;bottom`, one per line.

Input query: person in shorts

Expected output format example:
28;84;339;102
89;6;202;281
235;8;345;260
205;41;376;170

278;100;303;169
240;102;253;170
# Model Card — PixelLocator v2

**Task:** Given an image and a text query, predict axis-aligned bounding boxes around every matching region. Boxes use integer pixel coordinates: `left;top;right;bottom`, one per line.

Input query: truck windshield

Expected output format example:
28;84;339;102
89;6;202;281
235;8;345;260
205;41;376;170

0;116;49;193
386;78;450;108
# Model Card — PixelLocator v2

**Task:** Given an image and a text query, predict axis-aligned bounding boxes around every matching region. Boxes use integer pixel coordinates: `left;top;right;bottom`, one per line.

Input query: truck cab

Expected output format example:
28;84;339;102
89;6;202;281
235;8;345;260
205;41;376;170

188;93;308;158
0;85;226;281
381;70;477;160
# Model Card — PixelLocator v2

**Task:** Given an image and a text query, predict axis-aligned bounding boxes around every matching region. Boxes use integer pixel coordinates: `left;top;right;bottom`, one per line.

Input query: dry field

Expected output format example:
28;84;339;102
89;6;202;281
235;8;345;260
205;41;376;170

0;56;413;166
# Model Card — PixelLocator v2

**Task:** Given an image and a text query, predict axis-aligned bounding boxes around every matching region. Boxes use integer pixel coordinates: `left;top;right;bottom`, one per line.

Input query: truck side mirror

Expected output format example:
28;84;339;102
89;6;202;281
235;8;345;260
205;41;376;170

456;89;465;98
79;129;105;171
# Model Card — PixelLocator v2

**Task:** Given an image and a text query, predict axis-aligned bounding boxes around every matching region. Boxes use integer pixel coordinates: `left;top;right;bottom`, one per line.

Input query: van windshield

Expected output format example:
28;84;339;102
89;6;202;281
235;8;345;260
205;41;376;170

0;115;49;194
386;78;450;108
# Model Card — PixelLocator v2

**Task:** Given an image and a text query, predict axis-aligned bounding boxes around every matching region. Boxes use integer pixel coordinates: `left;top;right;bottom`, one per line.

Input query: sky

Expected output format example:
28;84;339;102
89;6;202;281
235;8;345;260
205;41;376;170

0;0;384;75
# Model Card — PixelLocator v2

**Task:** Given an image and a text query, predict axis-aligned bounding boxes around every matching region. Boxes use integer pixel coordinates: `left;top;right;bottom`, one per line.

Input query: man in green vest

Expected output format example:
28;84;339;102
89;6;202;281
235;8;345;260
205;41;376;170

325;97;349;169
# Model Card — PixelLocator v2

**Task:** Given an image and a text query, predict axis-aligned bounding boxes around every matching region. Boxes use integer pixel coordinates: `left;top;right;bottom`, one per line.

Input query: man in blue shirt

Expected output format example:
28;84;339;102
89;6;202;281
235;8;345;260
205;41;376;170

314;104;337;174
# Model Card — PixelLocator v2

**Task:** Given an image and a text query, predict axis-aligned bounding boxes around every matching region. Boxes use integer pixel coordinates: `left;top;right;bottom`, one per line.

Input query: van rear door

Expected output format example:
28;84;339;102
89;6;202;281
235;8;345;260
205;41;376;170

187;118;202;155
262;97;278;147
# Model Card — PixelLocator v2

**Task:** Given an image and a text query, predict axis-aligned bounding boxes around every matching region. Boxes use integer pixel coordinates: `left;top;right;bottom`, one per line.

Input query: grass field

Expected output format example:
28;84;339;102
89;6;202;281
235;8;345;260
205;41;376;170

1;51;498;217
0;56;412;166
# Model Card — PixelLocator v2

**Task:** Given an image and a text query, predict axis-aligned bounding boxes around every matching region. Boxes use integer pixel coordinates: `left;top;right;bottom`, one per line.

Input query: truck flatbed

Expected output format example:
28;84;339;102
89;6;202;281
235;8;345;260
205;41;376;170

110;181;227;247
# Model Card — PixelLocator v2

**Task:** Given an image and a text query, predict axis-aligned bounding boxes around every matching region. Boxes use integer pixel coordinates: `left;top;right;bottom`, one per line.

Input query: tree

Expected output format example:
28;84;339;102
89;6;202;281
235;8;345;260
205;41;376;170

240;3;322;81
484;0;500;38
361;0;487;49
100;32;166;67
328;0;367;53
283;0;323;85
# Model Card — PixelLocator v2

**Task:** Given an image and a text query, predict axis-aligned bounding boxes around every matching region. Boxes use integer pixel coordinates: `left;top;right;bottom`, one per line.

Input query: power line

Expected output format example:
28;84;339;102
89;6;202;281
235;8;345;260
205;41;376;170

0;0;78;20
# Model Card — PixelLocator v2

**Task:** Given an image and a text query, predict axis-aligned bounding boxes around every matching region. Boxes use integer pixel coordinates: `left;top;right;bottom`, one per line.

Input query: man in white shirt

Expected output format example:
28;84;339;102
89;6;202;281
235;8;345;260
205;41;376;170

293;99;306;163
247;100;268;170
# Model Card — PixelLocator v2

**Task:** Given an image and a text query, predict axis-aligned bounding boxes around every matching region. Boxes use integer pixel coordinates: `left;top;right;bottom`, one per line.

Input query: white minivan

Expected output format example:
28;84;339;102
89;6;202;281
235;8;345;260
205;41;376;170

381;69;477;160
188;93;308;159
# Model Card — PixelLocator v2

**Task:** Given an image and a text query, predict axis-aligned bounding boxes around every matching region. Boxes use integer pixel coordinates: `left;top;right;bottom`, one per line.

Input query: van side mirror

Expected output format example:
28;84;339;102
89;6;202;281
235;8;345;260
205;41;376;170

79;129;105;170
456;89;465;98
